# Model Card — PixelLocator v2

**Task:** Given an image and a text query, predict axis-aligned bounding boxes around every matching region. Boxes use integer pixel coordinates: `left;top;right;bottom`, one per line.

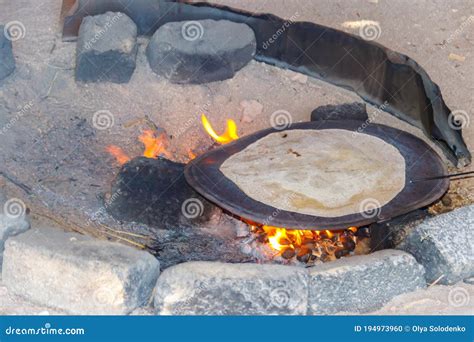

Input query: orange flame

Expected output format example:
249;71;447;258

201;114;239;144
138;129;173;159
106;145;131;165
261;225;358;253
106;129;173;165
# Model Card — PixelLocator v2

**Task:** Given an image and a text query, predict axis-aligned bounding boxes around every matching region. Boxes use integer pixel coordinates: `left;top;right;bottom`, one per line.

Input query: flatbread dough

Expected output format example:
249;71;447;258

220;129;406;217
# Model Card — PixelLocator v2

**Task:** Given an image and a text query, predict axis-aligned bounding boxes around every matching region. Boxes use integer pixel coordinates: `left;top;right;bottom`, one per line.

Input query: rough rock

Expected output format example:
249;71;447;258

399;205;474;284
0;25;16;80
311;102;368;121
76;12;138;83
154;261;308;315
106;156;217;229
2;227;160;314
0;214;30;271
308;250;426;314
146;20;256;84
240;99;263;123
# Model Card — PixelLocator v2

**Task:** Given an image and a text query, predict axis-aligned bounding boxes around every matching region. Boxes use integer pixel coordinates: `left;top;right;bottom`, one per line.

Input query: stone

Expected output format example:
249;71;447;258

154;261;308;315
0;214;30;271
311;102;368;122
308;250;426;314
291;73;308;84
106;156;217;229
2;227;160;314
0;25;16;80
146;20;256;84
76;12;138;83
399;205;474;284
240;100;263;123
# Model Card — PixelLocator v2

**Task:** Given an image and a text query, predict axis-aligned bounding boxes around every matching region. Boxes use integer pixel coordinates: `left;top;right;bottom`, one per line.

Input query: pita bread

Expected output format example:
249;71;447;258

220;129;405;217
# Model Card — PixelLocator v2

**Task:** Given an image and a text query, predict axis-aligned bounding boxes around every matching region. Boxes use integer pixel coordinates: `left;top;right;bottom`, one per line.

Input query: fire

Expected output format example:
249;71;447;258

106;129;172;165
106;145;131;165
253;225;360;263
201;114;239;144
138;129;173;159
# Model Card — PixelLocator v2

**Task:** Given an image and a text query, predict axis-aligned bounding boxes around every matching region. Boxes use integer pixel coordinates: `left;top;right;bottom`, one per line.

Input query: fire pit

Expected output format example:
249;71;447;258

0;0;472;316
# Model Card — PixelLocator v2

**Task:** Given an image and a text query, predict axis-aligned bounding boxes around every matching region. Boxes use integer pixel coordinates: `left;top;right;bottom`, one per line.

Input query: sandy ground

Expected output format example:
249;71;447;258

0;0;473;315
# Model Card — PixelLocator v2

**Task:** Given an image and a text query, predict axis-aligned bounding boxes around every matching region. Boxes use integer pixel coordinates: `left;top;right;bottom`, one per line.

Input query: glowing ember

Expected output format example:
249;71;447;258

187;150;197;160
106;129;172;164
251;225;361;263
201;114;239;144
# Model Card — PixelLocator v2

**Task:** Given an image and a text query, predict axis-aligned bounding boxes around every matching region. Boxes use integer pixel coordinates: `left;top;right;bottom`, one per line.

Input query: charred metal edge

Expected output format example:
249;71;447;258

61;0;470;167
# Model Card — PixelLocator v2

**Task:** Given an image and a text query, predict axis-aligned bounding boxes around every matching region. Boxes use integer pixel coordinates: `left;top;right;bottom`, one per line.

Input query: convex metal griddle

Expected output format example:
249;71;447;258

184;120;449;230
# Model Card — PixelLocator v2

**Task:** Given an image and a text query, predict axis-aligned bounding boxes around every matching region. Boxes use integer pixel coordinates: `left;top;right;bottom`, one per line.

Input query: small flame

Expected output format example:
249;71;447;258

201;114;239;144
138;129;172;159
106;129;173;164
106;145;131;165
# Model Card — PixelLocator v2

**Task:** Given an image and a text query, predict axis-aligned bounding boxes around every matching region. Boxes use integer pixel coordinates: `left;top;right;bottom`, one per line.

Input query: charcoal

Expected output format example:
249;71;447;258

146;20;256;84
76;12;138;83
310;102;368;122
0;25;15;80
106;157;217;229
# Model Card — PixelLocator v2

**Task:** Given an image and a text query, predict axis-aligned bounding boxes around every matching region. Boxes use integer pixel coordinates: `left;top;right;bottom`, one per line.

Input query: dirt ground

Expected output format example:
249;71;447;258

0;0;472;236
0;0;472;315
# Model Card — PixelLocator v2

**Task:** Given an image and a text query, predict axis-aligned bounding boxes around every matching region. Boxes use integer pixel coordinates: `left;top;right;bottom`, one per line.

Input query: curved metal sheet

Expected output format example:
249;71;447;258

62;0;470;166
185;120;449;230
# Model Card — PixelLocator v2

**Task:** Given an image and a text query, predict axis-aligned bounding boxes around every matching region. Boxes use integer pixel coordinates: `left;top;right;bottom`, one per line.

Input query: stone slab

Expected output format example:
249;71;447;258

2;227;160;314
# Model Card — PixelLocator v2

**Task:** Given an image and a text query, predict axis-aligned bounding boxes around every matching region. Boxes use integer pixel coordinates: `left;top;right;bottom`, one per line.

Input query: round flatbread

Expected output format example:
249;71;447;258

220;129;406;217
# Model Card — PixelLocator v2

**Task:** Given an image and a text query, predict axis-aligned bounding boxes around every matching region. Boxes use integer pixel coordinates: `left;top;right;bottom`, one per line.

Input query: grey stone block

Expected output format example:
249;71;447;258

311;102;368;122
0;25;16;80
308;250;426;314
76;12;137;83
400;205;474;284
0;214;30;271
154;261;308;315
146;20;256;84
2;227;160;314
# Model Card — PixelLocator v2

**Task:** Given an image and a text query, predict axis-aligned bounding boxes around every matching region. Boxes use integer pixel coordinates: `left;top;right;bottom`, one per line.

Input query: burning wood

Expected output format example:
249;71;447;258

249;225;366;264
106;129;173;165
